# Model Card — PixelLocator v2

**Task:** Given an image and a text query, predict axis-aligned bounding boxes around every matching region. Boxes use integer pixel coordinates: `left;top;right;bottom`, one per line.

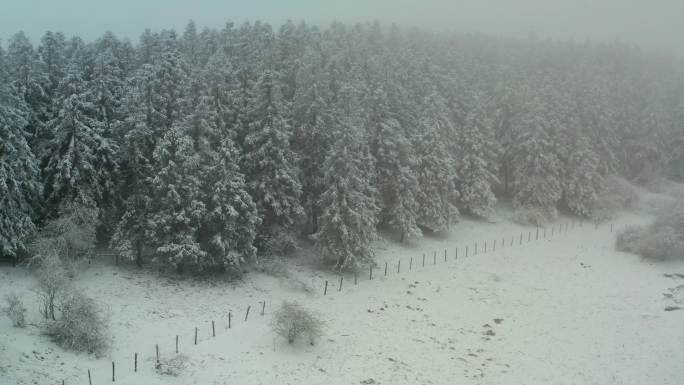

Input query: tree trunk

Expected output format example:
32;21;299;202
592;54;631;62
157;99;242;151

135;239;143;267
310;201;318;234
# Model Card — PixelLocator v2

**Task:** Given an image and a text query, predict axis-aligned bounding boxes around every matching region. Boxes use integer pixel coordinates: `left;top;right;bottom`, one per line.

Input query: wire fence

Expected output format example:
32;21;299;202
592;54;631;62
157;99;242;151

61;219;627;385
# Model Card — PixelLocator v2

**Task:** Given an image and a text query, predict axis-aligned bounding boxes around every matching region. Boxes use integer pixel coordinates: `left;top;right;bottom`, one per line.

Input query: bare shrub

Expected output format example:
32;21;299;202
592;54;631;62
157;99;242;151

41;203;98;260
156;354;189;376
271;301;324;345
35;253;70;320
3;292;27;328
47;291;109;355
29;203;97;269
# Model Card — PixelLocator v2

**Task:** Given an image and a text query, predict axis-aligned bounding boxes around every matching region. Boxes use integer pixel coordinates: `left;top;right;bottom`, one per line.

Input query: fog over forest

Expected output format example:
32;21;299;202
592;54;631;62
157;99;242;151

2;3;684;385
1;14;683;270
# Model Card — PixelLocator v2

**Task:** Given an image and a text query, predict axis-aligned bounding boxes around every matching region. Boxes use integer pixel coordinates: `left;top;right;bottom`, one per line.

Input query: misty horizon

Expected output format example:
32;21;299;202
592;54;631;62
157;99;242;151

1;0;682;57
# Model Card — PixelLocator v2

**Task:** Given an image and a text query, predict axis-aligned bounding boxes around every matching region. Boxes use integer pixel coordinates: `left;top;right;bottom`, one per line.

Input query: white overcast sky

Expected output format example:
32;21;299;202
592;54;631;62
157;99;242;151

0;0;681;55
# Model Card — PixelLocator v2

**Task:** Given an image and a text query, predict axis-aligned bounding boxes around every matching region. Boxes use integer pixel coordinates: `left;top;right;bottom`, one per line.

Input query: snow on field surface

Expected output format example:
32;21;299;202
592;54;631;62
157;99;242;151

2;210;683;385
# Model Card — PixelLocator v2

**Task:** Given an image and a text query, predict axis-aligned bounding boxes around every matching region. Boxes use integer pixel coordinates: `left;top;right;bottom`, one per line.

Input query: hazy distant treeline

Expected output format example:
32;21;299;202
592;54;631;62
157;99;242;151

1;20;682;271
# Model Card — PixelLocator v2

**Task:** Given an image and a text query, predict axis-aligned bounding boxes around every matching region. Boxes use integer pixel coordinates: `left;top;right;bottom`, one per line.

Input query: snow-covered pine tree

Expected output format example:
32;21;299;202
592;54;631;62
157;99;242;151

180;20;200;69
275;19;307;102
560;129;604;217
0;41;6;84
664;96;684;181
315;86;379;270
413;92;460;231
511;97;562;224
201;51;240;137
112;34;189;265
457;101;499;217
38;31;67;101
42;63;100;216
241;70;303;252
88;34;125;239
147;124;205;273
292;50;334;234
6;32;49;147
367;85;421;242
155;31;190;132
188;95;259;269
0;82;41;258
199;133;259;269
182;76;259;269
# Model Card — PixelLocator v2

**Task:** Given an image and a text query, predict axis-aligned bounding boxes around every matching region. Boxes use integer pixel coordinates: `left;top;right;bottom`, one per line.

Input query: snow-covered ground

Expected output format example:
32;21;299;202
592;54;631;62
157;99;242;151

2;205;684;385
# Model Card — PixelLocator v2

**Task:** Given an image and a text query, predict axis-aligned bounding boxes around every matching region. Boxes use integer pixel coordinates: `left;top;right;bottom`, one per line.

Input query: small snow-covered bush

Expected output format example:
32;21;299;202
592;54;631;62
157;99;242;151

47;291;109;355
156;353;189;376
602;176;638;209
512;206;555;226
579;176;639;221
3;292;26;328
271;301;324;345
261;227;299;256
257;257;290;279
615;226;643;254
616;198;684;261
638;227;684;260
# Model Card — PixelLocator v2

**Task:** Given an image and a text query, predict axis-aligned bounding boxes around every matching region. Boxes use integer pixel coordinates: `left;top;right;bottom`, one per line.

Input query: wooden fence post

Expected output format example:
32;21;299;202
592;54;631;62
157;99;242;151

228;312;232;329
176;335;179;353
134;352;138;372
369;265;373;280
384;261;388;276
397;260;401;273
112;361;115;382
212;320;215;337
261;301;266;316
422;254;425;267
324;280;328;295
194;327;198;345
156;344;159;365
465;245;468;257
245;305;251;321
88;369;92;385
444;249;447;262
338;276;343;291
409;256;413;270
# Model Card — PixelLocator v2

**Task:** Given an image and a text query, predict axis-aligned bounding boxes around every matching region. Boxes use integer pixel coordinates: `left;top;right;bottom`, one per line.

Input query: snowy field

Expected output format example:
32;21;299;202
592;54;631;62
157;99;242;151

2;205;684;385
